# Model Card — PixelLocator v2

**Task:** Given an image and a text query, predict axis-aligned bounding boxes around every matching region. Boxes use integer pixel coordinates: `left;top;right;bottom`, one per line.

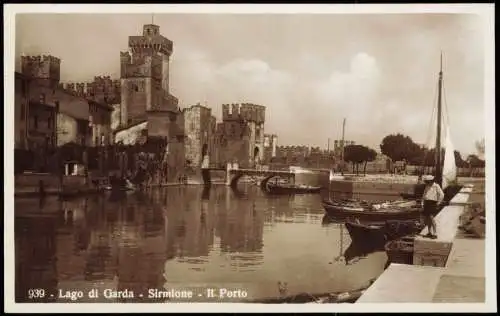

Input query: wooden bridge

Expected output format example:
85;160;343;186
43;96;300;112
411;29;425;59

204;166;296;188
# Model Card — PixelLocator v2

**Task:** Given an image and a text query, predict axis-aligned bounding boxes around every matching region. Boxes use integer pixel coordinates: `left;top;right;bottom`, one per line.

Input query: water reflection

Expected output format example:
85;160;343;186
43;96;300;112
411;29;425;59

15;185;389;303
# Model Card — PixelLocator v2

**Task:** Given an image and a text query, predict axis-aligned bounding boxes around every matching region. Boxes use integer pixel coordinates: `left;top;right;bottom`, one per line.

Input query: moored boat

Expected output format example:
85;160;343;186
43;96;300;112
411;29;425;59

265;183;321;195
106;176;136;192
384;236;415;265
344;220;386;247
345;218;423;248
323;199;420;223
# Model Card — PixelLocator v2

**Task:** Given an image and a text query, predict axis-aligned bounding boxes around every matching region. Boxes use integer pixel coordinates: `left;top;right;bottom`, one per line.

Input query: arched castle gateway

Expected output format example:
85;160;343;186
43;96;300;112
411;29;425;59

215;103;266;169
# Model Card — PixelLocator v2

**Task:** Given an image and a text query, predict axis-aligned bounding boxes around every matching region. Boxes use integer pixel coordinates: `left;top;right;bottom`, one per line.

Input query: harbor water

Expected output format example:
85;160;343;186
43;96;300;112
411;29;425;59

15;184;394;303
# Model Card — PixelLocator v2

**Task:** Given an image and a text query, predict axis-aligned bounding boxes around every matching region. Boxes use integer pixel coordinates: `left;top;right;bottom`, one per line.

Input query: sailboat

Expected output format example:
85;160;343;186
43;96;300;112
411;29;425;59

384;54;464;264
324;54;460;226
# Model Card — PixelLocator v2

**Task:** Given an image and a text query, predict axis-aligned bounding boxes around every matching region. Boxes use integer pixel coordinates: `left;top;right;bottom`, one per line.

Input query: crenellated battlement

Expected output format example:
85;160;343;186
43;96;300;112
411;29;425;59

21;55;61;64
58;76;121;104
21;54;61;82
120;52;163;79
128;34;173;56
222;103;266;124
58;82;90;97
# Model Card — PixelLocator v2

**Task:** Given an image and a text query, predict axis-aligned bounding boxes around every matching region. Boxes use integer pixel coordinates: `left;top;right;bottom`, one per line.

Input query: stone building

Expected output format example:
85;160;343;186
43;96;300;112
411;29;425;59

263;133;278;163
183;103;217;169
18;56;90;150
215;103;266;168
84;76;121;145
114;23;185;183
14;72;33;150
56;82;115;147
17;55;115;151
333;139;355;157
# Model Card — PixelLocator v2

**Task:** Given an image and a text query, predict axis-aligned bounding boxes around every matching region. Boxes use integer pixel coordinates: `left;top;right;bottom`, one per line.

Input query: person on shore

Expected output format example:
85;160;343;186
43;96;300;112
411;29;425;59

421;175;445;239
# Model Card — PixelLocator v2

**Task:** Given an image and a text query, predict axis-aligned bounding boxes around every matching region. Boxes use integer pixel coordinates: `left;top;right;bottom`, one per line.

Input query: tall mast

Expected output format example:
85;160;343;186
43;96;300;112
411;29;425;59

341;118;346;161
341;118;346;175
435;53;443;187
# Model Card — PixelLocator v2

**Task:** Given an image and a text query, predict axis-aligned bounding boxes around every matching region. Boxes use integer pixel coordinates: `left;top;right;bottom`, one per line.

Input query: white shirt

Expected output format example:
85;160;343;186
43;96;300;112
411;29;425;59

201;155;209;169
423;182;445;203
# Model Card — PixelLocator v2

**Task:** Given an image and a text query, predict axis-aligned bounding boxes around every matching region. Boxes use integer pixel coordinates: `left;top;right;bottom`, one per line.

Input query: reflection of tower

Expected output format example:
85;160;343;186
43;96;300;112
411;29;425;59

116;197;167;302
15;215;58;302
141;204;168;301
173;188;215;258
84;231;114;282
217;196;264;253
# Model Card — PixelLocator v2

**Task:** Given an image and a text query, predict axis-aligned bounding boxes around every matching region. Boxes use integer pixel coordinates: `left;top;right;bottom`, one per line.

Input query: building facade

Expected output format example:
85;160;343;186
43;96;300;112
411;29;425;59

183;104;217;169
333;140;355;158
215;103;266;168
263;133;278;163
14;72;32;150
114;23;185;183
17;56;62;151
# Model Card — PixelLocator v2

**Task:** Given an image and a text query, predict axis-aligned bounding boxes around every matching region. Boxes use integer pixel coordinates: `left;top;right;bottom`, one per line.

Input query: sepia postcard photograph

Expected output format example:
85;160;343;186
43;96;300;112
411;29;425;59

4;3;496;314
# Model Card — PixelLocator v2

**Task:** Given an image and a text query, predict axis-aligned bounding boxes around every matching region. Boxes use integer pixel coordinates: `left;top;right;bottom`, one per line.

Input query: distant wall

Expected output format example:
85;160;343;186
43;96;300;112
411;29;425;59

322;179;415;200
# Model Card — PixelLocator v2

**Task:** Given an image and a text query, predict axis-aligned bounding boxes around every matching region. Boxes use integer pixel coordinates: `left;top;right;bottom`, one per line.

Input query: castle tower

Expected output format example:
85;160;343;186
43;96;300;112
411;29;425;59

120;24;174;126
20;55;61;88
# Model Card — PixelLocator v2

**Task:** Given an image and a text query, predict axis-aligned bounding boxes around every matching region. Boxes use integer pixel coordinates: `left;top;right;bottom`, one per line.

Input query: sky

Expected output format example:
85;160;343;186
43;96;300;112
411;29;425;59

15;13;487;156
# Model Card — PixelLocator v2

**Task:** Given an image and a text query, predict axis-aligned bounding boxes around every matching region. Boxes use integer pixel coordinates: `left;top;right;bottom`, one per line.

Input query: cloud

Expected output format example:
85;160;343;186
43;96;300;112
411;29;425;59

310;52;384;146
170;50;296;133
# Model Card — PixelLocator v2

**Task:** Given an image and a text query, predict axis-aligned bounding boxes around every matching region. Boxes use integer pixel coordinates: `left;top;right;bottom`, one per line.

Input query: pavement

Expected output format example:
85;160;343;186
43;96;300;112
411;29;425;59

358;236;485;303
432;237;485;303
358;182;487;304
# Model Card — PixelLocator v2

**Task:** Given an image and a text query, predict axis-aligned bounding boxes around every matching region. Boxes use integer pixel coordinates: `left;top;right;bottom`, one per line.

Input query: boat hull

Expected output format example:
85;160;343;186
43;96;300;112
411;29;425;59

265;184;321;195
385;237;415;265
323;202;421;223
345;220;386;247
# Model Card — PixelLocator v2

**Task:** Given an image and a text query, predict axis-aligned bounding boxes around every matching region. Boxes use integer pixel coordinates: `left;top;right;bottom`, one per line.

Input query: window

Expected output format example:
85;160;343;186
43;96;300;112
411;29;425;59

20;104;25;121
47;117;52;129
39;93;46;104
33;115;38;129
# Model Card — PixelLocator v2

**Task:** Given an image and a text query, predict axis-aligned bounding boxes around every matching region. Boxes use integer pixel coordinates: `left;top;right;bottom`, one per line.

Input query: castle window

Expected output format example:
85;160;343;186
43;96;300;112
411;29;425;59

47;117;52;129
39;93;46;104
33;115;38;129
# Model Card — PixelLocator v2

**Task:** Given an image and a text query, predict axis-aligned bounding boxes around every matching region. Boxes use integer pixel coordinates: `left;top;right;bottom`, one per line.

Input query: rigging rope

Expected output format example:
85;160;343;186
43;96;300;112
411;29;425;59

419;80;439;170
442;77;452;135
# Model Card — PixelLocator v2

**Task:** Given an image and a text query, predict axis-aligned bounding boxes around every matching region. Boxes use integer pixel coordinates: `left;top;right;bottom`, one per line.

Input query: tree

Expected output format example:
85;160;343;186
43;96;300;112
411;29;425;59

344;144;378;175
454;150;467;168
362;147;378;175
380;134;421;164
466;154;485;177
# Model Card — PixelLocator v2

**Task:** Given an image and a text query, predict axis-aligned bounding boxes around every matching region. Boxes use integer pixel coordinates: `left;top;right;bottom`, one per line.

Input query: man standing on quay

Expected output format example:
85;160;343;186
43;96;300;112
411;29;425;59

421;175;445;239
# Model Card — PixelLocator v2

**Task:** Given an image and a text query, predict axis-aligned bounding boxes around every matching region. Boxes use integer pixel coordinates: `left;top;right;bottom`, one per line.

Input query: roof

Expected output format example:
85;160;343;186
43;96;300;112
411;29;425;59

113;120;148;134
